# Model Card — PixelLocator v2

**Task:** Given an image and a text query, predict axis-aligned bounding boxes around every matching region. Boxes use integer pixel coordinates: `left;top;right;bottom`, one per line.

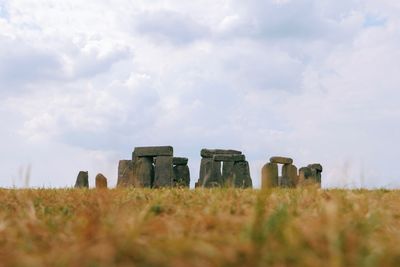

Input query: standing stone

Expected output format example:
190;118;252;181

117;160;134;187
130;157;154;187
261;162;279;188
173;165;190;187
241;161;253;188
75;171;89;188
197;148;250;188
203;160;222;187
154;156;173;187
198;158;213;186
281;164;298;188
315;171;322;184
227;161;252;188
270;156;293;165
308;163;323;184
221;161;234;184
308;163;323;172
95;173;108;189
298;166;322;187
298;167;312;185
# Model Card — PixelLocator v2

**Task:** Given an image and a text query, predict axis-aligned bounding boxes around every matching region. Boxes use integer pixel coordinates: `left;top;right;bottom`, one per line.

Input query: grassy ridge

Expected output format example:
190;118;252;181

0;188;399;267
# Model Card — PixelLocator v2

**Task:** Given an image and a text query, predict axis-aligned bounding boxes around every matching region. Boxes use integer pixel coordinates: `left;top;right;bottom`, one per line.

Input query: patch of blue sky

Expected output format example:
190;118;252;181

363;14;386;28
0;2;9;20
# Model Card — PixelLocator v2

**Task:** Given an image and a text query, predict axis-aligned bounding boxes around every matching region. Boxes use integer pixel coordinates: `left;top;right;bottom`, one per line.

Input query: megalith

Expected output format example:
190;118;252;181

200;149;241;158
75;171;89;188
173;165;190;187
208;160;222;187
154;156;173;188
173;157;189;166
198;157;214;186
133;146;173;157
95;173;108;189
197;149;252;188
298;164;323;187
228;160;252;188
262;156;322;188
261;163;279;188
262;156;299;188
308;163;323;184
281;164;298;188
270;156;293;165
117;160;134;187
222;161;234;184
118;146;184;188
131;157;154;187
173;157;190;187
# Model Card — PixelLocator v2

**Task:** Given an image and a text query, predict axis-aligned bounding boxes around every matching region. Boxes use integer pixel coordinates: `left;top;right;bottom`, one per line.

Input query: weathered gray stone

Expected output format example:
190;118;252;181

226;161;252;188
117;160;134;187
75;171;89;188
203;160;222;187
95;173;108;189
306;164;323;184
298;166;320;186
270;156;293;165
154;156;173;187
201;149;242;158
242;161;253;188
315;172;322;184
261;162;279;188
173;157;188;166
133;146;173;157
281;164;298;188
213;154;246;162
308;163;323;172
221;161;234;184
198;158;213;185
299;167;312;179
173;165;190;187
130;157;154;187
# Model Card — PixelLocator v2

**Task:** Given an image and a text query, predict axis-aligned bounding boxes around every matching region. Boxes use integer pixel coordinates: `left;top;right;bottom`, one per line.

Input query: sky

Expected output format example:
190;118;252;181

0;0;399;188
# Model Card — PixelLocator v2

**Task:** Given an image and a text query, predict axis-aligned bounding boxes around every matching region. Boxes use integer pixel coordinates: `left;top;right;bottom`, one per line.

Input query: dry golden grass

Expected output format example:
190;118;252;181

0;187;399;267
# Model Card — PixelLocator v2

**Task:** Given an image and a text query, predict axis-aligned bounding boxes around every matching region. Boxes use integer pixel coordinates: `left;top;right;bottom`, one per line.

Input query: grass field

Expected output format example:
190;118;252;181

0;187;399;267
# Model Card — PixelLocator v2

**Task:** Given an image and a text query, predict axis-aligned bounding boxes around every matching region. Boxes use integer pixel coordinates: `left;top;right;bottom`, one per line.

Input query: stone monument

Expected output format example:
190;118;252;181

95;173;108;189
262;157;297;188
117;146;190;188
75;171;89;188
196;149;252;188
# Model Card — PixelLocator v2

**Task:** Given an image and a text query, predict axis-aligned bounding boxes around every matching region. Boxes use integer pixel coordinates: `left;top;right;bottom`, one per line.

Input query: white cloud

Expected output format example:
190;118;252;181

134;10;209;45
0;37;62;88
0;0;399;188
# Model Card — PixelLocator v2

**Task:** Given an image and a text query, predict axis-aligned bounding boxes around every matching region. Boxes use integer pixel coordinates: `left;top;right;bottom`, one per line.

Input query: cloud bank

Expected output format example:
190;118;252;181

1;0;399;188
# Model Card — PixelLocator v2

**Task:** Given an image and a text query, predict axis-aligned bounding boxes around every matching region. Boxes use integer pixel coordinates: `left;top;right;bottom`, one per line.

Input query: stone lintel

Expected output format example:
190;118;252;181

270;156;293;165
201;149;242;158
213;154;245;162
133;146;173;157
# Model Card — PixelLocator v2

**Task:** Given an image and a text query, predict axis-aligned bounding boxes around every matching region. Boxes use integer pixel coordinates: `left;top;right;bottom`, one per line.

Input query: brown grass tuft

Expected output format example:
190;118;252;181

0;188;399;266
